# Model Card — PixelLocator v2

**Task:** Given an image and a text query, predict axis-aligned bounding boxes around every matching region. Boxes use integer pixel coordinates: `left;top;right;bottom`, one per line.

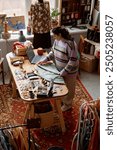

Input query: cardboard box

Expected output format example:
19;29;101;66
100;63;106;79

80;53;98;73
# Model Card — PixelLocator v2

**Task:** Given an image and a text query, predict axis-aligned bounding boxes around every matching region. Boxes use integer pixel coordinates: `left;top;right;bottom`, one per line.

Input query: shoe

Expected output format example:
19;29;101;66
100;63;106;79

61;104;72;112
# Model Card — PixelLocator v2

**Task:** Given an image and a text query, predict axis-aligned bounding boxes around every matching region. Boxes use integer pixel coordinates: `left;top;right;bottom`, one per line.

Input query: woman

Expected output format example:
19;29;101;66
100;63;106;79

30;0;51;49
37;27;79;111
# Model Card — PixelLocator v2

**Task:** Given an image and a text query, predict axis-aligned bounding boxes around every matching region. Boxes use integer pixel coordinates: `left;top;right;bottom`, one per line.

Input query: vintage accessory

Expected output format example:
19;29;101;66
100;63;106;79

37;47;45;55
26;72;39;80
10;56;24;66
26;118;41;129
15;45;27;56
13;41;27;56
2;32;10;40
47;78;54;97
18;30;26;42
12;60;23;66
80;53;98;73
34;101;52;114
87;26;100;43
1;18;10;40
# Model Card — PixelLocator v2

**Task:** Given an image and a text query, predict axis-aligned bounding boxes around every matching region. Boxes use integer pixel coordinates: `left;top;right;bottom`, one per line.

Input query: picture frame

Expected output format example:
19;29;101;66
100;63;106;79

0;14;6;35
6;16;25;31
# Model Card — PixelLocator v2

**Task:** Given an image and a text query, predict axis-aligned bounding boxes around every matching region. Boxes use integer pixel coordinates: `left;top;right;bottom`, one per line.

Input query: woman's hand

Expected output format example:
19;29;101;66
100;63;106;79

36;61;53;66
36;61;44;65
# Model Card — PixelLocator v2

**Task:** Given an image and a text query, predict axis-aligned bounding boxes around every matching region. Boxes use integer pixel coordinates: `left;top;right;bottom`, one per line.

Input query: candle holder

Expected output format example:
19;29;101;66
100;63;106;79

2;32;10;40
1;18;11;40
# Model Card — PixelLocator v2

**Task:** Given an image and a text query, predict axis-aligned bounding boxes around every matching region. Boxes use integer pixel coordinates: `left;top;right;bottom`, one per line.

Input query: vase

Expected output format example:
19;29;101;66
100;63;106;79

51;20;58;29
18;30;26;42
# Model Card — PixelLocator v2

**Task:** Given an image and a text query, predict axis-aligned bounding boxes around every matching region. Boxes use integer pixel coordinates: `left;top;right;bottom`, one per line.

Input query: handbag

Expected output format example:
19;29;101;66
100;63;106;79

87;26;100;43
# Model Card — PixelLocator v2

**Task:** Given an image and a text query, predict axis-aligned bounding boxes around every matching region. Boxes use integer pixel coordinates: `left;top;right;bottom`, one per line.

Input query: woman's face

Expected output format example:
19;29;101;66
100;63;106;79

53;33;62;41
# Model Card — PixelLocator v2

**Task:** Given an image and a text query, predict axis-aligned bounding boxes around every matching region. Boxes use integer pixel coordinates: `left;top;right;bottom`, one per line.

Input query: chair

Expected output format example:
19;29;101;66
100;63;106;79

77;35;85;75
0;58;4;84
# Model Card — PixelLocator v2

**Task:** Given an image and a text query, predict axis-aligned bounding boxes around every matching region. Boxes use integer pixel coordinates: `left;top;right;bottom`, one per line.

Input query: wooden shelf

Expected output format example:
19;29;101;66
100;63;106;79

60;0;91;26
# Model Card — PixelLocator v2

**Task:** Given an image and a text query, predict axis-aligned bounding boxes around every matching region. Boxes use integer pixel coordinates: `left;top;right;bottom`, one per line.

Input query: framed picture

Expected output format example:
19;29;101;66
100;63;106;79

6;16;25;31
0;14;6;33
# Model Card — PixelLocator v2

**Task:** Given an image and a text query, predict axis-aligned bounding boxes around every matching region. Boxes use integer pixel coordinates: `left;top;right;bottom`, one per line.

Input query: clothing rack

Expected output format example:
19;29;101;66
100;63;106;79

0;124;27;130
0;118;41;150
71;99;100;150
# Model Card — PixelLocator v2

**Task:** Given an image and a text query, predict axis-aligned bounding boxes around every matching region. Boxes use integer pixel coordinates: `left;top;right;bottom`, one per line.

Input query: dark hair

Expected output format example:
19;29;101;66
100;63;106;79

38;0;43;3
52;27;72;40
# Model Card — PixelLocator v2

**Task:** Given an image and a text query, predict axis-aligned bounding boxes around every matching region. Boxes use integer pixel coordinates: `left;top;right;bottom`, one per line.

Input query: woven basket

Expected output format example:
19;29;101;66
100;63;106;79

39;111;54;128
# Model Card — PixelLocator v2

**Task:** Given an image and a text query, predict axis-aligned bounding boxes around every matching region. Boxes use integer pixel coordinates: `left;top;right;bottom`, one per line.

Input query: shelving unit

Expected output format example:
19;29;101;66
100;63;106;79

60;0;92;26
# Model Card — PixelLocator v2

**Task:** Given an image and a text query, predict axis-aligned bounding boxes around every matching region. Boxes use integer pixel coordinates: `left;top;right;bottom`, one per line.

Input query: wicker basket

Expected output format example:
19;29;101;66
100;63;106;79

39;111;54;128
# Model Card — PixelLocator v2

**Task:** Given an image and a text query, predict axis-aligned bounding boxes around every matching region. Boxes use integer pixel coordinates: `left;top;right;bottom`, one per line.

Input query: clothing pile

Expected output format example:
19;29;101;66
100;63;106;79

0;126;26;150
0;122;40;150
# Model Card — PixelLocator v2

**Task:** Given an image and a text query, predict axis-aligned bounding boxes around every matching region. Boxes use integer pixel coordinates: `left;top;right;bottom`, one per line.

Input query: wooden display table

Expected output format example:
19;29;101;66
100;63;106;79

6;52;68;133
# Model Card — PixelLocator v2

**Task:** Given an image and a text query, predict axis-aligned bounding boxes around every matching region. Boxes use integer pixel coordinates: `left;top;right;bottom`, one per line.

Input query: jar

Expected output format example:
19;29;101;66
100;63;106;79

27;25;31;35
18;30;26;42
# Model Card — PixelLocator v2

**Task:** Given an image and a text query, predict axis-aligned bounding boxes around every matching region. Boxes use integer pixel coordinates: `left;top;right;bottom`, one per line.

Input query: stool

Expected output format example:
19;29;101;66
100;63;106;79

0;58;5;84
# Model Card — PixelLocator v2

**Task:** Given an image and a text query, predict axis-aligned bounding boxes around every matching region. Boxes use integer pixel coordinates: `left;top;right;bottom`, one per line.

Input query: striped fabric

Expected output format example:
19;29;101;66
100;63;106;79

46;39;79;76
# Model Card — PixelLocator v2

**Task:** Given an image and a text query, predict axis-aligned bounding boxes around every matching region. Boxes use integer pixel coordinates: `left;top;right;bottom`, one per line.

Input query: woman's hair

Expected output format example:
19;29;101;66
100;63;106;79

52;27;72;40
38;0;43;3
32;0;43;4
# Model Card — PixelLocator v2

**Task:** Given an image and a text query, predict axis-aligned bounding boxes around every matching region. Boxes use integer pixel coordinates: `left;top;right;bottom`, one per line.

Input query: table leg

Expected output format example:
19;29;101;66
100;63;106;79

11;79;17;98
1;62;5;84
55;99;66;133
23;99;66;133
23;103;32;123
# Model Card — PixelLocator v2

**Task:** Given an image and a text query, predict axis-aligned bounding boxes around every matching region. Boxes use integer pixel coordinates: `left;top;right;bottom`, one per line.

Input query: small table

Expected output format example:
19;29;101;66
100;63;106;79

6;52;68;133
0;58;4;84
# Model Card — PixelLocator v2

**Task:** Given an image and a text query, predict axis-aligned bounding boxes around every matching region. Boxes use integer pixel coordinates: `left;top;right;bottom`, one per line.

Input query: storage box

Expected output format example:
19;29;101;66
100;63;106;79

80;53;98;73
15;45;27;56
39;111;54;128
34;101;54;128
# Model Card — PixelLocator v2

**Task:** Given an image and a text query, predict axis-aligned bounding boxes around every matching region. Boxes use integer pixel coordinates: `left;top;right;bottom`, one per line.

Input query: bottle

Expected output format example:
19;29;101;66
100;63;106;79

18;30;26;42
27;25;31;35
4;18;8;33
27;11;32;35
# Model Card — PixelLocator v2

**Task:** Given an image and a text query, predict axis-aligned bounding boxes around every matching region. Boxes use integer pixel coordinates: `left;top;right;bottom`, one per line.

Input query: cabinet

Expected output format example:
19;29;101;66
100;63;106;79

60;0;92;26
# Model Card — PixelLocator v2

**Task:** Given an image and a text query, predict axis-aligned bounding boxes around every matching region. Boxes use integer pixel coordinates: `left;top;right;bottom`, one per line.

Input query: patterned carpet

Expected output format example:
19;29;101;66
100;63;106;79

0;78;93;150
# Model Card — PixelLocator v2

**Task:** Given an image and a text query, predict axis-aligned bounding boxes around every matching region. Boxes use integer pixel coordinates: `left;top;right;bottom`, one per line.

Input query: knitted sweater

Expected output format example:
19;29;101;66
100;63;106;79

43;39;79;77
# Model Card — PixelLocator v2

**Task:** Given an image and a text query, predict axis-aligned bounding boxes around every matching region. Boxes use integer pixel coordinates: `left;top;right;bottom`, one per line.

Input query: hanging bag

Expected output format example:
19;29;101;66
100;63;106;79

87;26;100;43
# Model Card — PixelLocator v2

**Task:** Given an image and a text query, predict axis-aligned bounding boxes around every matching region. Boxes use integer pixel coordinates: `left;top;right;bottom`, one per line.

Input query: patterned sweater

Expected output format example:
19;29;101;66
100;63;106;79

30;1;51;34
44;39;79;77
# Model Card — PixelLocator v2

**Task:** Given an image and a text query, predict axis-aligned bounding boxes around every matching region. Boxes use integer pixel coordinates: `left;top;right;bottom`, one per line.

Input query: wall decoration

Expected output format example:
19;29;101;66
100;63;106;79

6;16;25;31
0;14;6;36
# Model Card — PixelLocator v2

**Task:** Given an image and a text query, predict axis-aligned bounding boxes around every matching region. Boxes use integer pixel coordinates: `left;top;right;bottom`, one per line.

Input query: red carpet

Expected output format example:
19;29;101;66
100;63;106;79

0;78;93;150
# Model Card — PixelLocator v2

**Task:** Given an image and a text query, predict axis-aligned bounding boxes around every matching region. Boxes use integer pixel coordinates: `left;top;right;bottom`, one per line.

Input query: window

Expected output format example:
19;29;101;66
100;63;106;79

0;0;57;28
0;0;26;17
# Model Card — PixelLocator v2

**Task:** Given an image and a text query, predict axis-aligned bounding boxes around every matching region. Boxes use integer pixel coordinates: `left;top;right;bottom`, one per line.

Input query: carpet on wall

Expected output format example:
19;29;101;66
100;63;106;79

0;78;93;150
